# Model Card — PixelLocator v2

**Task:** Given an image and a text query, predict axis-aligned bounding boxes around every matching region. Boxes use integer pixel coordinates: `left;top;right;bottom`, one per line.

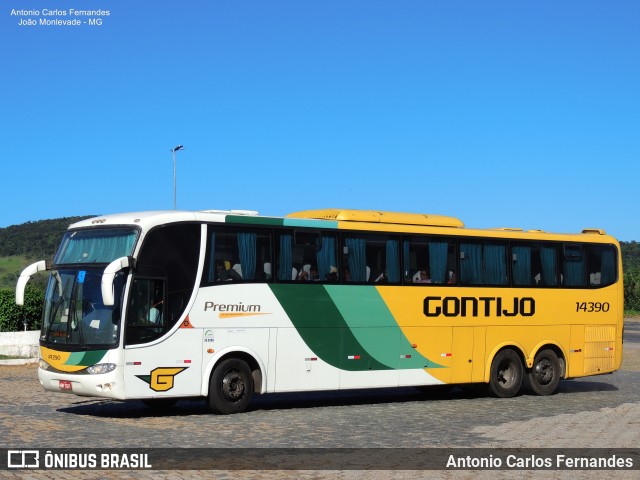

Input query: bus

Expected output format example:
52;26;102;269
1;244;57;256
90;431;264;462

16;208;623;414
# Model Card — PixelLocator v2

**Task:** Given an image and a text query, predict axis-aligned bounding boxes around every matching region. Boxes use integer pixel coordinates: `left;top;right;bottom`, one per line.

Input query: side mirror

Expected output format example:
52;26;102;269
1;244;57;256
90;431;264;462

16;260;47;305
102;256;134;306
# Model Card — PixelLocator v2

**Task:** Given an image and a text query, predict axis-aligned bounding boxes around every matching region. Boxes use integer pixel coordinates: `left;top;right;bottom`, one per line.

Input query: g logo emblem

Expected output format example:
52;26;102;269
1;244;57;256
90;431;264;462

136;367;187;392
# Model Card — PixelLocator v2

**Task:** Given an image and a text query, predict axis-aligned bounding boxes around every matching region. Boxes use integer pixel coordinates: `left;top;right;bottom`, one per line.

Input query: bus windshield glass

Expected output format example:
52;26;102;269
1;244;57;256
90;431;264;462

41;268;126;348
54;228;139;265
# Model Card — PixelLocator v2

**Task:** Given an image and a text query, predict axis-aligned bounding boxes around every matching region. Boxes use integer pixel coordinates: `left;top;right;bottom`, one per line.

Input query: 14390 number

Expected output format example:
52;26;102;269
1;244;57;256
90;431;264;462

576;302;610;313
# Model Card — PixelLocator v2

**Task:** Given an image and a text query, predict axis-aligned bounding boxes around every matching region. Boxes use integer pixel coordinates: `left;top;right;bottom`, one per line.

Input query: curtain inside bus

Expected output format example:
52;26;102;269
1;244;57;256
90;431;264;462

563;245;586;286
385;239;400;283
346;237;367;282
460;243;482;284
540;245;557;286
512;246;532;285
428;241;448;284
316;234;337;281
484;244;507;284
278;234;293;281
238;233;257;280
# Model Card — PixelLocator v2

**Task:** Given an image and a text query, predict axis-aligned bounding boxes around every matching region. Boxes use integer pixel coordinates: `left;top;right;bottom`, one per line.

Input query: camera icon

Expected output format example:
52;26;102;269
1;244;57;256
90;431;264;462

7;450;40;469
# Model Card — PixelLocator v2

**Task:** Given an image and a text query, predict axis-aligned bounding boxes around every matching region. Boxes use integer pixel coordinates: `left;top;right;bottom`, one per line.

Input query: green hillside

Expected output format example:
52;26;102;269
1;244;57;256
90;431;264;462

0;216;95;258
0;216;95;290
0;256;34;290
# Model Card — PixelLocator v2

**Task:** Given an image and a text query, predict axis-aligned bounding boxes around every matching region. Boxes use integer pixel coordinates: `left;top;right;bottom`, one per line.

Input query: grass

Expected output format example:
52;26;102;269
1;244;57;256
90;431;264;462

0;354;24;360
0;255;48;290
0;255;30;290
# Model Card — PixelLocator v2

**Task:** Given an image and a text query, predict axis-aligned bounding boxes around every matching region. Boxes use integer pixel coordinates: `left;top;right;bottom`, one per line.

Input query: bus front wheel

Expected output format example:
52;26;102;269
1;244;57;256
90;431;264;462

488;349;523;398
525;349;561;396
209;358;254;414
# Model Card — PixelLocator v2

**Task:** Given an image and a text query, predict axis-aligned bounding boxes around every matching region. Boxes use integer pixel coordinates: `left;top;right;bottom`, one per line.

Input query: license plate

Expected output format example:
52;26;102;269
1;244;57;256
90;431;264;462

59;380;72;391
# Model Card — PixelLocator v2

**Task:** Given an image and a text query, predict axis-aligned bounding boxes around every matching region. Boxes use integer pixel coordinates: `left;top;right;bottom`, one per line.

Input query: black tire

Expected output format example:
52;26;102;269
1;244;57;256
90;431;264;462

525;349;561;396
209;358;254;414
488;349;523;398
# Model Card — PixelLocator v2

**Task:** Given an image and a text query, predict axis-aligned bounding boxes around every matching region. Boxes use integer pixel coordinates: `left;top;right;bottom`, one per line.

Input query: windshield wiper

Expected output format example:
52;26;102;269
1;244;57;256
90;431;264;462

68;287;86;349
44;296;65;343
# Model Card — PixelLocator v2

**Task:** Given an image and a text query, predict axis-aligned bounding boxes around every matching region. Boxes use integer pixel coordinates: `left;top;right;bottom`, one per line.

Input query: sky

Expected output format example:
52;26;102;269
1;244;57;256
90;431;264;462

1;1;639;241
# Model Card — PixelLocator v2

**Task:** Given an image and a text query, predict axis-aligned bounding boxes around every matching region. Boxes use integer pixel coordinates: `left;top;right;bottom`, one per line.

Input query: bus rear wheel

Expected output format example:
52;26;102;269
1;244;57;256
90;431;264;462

209;358;254;414
525;349;561;396
488;349;523;398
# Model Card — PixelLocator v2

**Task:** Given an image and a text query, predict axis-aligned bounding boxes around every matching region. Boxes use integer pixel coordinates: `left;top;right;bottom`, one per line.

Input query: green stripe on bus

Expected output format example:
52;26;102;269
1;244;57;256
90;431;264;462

324;286;443;369
65;350;107;367
224;216;338;229
225;215;284;226
268;284;391;371
282;219;338;229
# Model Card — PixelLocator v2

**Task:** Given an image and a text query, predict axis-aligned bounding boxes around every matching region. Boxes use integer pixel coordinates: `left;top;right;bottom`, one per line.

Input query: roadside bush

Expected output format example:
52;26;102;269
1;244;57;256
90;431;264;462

624;266;640;313
0;286;44;331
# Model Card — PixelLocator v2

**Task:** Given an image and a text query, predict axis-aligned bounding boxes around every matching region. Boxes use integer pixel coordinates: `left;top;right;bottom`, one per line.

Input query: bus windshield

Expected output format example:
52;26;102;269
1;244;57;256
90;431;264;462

54;228;139;265
41;268;126;348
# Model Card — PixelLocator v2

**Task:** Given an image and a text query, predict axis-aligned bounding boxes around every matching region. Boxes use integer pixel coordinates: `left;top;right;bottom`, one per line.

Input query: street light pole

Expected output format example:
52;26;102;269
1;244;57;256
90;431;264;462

171;145;184;209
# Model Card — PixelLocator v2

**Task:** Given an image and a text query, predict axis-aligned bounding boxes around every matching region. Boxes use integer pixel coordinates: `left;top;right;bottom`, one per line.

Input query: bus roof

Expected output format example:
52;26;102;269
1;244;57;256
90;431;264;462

286;209;465;228
68;209;615;243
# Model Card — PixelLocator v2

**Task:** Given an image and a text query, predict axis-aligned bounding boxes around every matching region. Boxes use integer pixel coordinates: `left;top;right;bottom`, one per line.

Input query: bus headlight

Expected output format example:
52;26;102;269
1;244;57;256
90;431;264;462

86;363;117;375
39;359;52;371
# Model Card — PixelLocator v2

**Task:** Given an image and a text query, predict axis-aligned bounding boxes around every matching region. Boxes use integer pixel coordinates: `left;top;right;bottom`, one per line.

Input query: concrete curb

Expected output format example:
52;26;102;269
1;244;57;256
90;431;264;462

0;330;39;366
0;358;38;366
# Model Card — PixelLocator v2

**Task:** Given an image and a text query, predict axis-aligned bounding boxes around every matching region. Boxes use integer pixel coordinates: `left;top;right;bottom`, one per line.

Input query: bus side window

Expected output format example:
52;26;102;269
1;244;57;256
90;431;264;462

587;244;617;287
277;230;337;283
562;244;586;287
207;227;272;283
460;241;507;286
402;236;455;285
512;242;557;287
343;234;400;284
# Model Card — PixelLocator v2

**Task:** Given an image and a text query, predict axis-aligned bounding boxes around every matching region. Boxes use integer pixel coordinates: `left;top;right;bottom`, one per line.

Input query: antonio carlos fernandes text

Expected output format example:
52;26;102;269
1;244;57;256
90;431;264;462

10;9;111;16
446;454;634;469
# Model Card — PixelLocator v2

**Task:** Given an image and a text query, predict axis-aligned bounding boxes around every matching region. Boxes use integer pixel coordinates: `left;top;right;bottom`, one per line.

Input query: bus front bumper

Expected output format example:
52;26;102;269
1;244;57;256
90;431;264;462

38;366;126;400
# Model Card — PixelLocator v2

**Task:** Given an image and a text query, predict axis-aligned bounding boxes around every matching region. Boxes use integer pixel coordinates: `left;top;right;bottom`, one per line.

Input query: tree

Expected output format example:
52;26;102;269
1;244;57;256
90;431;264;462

624;266;640;312
621;242;640;313
0;285;44;331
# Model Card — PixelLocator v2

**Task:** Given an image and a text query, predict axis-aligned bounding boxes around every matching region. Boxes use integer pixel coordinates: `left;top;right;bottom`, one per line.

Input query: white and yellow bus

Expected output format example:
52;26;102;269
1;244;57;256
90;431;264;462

16;208;623;414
